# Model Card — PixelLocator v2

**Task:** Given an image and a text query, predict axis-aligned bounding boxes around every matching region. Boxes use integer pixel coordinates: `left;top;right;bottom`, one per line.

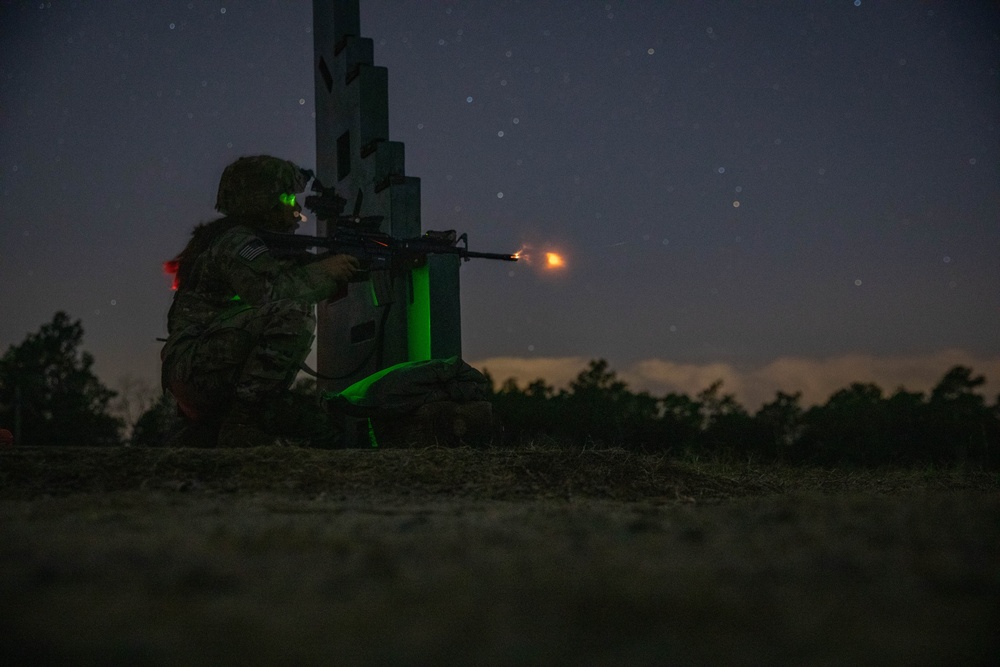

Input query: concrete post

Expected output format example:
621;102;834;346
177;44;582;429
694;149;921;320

312;0;463;402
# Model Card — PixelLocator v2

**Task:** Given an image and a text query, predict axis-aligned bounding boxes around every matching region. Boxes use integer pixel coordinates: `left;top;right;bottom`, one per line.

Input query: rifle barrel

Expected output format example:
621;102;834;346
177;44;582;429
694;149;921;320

461;250;519;261
262;232;518;262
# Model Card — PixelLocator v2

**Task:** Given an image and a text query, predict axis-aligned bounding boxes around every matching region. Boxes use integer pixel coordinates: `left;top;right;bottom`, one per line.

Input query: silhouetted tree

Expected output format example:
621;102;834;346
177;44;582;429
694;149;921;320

695;380;752;455
491;377;562;443
563;360;660;447
659;392;703;453
990;394;1000;468
131;393;181;447
882;388;926;464
753;391;805;460
0;312;122;446
925;366;993;466
798;383;891;465
112;374;160;442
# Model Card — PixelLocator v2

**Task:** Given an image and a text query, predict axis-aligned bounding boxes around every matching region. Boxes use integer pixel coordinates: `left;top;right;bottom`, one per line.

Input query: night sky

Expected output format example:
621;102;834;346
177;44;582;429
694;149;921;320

2;1;998;408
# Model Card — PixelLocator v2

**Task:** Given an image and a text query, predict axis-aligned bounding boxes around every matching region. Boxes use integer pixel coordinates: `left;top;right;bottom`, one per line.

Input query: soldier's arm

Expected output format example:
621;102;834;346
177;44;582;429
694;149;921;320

212;226;348;305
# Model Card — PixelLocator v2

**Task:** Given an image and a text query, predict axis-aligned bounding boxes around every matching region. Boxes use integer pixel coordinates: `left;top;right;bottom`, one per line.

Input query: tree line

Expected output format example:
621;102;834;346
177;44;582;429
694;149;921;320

2;313;998;468
488;359;999;468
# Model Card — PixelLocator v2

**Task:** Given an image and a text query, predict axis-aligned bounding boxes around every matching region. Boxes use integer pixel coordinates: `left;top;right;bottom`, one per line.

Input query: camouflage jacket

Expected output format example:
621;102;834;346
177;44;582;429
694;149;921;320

165;220;341;340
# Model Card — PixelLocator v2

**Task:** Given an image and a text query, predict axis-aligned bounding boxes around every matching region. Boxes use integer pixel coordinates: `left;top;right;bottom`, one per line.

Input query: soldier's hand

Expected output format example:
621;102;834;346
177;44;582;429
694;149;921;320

318;254;361;282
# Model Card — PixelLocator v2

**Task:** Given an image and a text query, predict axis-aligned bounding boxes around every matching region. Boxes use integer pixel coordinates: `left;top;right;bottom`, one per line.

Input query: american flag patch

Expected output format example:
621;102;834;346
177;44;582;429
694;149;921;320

238;239;269;262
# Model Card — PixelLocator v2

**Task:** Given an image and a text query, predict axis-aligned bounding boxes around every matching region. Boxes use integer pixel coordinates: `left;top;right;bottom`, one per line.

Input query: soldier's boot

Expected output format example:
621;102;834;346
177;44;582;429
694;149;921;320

217;401;281;448
263;394;340;448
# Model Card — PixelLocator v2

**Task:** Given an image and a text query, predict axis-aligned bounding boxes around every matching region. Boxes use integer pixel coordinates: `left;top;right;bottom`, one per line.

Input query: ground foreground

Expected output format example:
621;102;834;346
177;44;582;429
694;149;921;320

1;446;997;666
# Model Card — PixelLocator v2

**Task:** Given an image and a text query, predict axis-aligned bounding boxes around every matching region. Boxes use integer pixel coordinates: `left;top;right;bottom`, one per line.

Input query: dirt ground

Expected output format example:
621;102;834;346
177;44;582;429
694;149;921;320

1;445;997;666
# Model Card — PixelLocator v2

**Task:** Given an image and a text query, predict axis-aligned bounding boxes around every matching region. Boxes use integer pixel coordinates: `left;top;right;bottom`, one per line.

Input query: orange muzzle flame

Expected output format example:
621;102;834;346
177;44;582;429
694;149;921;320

513;246;566;271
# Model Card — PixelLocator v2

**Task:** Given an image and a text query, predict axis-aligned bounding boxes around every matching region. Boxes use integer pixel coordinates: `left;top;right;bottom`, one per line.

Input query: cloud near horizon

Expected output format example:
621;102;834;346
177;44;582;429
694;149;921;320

472;350;1000;410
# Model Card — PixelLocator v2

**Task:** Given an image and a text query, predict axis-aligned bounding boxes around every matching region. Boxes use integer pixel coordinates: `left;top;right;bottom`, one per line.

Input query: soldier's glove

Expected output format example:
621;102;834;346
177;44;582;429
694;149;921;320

318;254;361;283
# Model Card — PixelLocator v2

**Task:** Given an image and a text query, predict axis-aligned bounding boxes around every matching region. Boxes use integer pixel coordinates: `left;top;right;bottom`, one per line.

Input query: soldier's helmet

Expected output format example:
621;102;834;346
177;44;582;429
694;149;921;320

215;155;309;216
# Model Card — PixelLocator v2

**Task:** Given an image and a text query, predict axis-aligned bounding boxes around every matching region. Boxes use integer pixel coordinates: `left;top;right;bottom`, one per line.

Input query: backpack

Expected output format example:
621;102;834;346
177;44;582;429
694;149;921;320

324;356;493;446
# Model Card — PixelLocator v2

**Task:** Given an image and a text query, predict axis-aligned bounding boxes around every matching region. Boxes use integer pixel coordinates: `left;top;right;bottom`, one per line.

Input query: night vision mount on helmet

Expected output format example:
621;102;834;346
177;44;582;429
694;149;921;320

215;155;312;217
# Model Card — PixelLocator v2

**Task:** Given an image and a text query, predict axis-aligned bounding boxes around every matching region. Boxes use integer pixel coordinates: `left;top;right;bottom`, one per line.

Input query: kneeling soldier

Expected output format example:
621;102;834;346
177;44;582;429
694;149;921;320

161;155;359;447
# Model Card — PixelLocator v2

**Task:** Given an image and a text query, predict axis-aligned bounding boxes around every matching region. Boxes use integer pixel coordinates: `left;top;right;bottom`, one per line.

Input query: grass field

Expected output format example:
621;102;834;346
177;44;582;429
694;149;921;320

1;445;997;665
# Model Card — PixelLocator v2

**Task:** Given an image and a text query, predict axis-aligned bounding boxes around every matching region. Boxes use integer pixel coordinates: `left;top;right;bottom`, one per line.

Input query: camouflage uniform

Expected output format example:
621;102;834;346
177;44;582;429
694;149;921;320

161;156;346;444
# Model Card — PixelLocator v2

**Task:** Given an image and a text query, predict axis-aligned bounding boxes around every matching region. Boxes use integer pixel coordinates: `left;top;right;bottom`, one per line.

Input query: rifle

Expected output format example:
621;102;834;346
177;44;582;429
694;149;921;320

261;179;518;273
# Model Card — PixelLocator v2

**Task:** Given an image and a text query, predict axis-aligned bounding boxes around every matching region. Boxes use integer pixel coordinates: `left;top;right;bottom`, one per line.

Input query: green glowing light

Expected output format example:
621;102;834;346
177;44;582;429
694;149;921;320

230;294;242;301
408;265;431;361
279;192;297;207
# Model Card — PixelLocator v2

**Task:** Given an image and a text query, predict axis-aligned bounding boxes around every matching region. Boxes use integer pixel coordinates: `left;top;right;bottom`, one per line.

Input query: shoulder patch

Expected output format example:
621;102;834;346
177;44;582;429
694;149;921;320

237;239;269;262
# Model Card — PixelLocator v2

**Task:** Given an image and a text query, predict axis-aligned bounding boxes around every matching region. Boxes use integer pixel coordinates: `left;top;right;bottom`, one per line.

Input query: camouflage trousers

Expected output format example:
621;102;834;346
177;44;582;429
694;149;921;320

161;299;315;422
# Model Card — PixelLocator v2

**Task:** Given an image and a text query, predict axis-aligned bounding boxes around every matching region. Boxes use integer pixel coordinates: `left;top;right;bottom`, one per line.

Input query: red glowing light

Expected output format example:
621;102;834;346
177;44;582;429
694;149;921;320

163;259;180;291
